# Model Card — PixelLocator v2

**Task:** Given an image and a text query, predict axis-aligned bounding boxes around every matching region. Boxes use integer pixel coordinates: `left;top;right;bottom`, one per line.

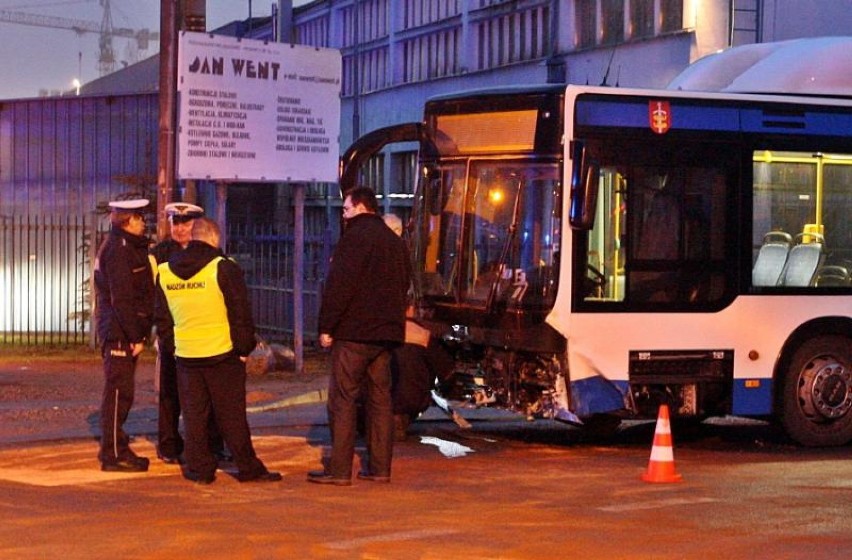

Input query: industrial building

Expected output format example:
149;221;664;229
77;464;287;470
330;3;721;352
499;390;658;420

2;0;850;344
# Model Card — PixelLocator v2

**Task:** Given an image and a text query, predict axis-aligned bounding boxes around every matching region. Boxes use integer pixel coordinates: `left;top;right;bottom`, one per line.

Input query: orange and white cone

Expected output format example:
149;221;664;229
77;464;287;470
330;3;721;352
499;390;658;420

641;404;683;483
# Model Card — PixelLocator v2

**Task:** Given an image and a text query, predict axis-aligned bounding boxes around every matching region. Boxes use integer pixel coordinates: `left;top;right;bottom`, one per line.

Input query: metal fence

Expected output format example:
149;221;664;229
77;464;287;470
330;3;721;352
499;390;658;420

1;216;332;347
226;223;332;345
0;214;96;345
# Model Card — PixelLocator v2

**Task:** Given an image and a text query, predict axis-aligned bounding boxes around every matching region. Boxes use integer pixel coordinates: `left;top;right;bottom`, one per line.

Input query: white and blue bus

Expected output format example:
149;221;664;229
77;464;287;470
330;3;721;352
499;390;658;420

341;79;852;447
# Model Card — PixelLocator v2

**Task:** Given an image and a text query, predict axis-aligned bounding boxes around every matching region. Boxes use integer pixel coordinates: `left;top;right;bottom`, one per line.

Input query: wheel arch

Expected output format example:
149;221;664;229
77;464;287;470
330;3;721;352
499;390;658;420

773;315;852;408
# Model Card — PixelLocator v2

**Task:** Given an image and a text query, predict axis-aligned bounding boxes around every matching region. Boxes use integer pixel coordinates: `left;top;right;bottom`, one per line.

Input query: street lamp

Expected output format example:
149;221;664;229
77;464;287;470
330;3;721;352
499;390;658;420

72;79;81;96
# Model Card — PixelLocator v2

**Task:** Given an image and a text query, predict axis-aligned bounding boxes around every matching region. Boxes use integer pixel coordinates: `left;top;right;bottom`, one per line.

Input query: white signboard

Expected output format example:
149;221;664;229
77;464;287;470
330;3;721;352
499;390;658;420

177;31;342;182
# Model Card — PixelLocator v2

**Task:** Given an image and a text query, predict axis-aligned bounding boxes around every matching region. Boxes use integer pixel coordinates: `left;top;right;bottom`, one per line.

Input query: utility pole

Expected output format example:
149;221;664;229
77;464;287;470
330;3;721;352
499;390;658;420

157;0;205;240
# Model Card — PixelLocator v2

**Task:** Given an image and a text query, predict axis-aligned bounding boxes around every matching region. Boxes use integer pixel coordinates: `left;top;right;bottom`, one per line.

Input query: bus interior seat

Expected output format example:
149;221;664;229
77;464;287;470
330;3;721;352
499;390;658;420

780;232;825;287
814;264;851;286
752;231;792;286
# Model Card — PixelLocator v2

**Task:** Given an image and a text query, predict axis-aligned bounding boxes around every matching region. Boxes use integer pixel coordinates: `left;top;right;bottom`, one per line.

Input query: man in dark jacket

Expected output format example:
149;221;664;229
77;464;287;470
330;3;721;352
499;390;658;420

154;217;280;485
308;187;410;486
95;198;154;472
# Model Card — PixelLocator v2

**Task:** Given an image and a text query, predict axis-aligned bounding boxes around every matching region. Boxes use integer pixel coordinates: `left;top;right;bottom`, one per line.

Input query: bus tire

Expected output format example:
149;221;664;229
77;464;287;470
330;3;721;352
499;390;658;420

780;335;852;447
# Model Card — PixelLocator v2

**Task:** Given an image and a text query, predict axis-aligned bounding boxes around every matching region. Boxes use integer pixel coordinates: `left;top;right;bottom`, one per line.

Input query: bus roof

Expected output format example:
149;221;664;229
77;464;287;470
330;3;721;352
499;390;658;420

427;84;566;104
667;37;852;97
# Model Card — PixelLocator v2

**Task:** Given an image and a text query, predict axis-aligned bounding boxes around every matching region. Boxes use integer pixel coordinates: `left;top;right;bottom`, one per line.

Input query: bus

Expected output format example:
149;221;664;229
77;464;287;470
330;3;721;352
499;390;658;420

340;83;852;447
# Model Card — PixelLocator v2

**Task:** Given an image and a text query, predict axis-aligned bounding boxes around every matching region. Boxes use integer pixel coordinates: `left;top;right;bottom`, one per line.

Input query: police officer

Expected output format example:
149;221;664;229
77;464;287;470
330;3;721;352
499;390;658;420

95;198;154;472
154;217;281;484
150;202;229;465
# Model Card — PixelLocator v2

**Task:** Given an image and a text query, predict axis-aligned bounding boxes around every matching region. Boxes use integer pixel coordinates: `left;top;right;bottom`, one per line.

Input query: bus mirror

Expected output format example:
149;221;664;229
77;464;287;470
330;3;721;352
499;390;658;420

569;142;599;230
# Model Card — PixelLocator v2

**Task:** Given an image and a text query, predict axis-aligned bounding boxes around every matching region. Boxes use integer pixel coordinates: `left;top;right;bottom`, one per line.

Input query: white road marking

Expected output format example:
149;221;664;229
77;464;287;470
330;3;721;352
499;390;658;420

324;529;460;550
598;497;718;512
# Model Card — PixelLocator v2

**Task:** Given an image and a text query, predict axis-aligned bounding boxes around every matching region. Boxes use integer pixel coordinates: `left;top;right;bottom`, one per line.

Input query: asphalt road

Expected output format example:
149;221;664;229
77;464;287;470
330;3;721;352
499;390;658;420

1;350;851;559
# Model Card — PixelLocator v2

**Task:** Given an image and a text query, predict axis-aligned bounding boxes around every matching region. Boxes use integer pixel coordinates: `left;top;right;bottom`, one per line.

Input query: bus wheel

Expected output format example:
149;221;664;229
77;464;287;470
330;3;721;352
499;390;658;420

780;335;852;446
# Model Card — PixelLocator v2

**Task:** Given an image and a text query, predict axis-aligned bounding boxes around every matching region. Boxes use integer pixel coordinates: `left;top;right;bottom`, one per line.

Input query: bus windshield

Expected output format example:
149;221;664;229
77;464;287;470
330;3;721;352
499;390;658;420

415;159;561;312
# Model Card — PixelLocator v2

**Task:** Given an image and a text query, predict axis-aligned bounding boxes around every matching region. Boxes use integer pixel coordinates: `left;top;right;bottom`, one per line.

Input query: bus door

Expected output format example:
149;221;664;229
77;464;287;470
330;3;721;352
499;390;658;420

578;150;734;311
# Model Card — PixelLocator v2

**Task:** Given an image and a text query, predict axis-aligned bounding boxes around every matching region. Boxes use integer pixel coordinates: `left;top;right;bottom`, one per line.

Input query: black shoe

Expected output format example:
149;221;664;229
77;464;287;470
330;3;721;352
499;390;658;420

157;452;183;465
214;449;234;463
307;470;351;486
184;470;216;485
101;457;149;473
357;471;391;483
238;470;283;483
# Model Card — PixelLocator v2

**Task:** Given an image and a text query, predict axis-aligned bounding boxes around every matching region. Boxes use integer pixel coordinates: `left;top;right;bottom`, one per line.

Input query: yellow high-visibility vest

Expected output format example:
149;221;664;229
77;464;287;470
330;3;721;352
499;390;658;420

158;257;232;358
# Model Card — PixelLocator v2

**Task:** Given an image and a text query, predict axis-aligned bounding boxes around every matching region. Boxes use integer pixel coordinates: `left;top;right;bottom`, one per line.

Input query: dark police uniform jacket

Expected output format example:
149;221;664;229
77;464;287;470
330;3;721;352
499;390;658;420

94;225;154;346
150;237;182;267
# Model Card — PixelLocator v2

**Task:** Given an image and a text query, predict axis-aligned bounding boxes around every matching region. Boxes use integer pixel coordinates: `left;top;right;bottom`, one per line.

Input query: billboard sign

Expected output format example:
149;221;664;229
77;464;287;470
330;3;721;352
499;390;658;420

177;31;342;182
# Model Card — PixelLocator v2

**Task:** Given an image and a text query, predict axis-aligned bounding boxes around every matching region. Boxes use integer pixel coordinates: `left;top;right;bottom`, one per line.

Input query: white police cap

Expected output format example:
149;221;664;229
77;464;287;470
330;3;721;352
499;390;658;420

108;198;150;212
165;202;204;219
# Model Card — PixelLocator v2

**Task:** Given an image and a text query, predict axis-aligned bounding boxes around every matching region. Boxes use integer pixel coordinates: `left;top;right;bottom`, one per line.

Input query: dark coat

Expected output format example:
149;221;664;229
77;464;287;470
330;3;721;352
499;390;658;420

154;241;256;360
150;237;183;266
94;225;154;346
318;212;410;344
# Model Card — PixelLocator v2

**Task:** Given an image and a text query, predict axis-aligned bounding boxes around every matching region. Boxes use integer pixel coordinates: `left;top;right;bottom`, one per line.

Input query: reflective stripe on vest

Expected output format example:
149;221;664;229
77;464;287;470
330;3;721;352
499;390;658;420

158;257;232;358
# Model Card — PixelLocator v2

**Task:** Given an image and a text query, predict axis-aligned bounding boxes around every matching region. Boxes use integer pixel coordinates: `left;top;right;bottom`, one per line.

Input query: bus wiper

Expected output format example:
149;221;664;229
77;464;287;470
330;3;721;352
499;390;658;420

485;181;522;314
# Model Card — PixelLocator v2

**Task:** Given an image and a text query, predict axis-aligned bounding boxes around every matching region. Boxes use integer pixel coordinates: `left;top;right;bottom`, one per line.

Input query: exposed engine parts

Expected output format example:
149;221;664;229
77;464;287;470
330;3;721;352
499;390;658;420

436;345;568;421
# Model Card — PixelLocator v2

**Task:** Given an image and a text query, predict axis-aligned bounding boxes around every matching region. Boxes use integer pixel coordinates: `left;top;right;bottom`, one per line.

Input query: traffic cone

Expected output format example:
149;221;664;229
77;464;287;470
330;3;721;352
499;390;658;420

641;404;683;483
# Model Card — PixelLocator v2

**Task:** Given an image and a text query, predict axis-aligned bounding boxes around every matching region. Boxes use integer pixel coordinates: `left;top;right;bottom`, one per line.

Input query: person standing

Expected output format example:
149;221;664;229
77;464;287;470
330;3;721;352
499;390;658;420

381;213;454;441
308;187;410;486
95;198;154;472
155;217;280;485
150;202;229;465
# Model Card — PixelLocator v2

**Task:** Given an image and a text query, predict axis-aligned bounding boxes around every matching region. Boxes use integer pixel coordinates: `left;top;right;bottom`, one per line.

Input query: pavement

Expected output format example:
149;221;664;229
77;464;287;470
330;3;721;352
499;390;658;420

0;346;512;450
0;347;332;448
8;348;852;560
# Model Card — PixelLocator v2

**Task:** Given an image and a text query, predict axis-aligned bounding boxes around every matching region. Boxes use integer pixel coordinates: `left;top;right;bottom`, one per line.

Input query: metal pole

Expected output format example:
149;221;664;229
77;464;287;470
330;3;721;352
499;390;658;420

216;182;228;249
88;212;98;349
156;0;178;241
293;183;305;374
276;1;303;372
158;1;206;240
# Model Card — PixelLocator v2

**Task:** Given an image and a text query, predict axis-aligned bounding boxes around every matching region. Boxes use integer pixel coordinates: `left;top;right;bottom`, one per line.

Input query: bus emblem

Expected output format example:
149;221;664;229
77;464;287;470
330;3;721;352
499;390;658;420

649;101;671;134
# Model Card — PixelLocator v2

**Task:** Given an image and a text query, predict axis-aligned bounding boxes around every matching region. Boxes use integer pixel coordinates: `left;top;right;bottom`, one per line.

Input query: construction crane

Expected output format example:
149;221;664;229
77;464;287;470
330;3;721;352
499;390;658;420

0;0;158;76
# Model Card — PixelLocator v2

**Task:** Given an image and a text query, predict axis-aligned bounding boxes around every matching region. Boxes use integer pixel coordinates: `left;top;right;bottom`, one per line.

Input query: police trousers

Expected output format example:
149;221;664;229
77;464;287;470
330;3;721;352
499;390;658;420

176;354;265;478
99;341;139;462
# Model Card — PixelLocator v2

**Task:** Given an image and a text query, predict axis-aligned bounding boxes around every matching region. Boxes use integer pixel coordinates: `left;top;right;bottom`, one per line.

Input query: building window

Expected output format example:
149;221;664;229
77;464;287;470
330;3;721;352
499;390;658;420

294;14;329;47
343;45;389;95
403;0;460;29
660;0;684;33
476;4;550;71
601;0;624;46
403;27;460;83
339;0;389;48
576;0;597;48
391;151;418;195
630;0;655;40
352;153;385;194
577;0;683;48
